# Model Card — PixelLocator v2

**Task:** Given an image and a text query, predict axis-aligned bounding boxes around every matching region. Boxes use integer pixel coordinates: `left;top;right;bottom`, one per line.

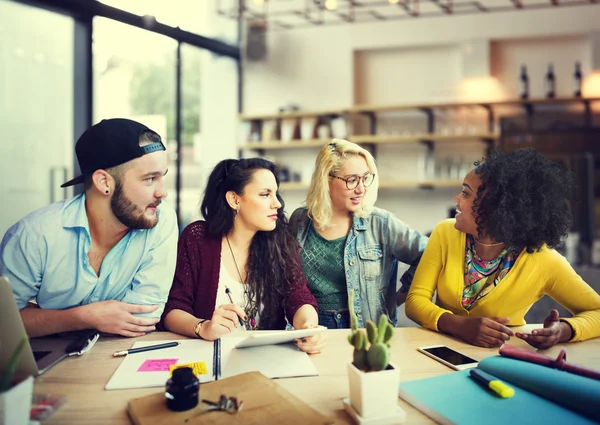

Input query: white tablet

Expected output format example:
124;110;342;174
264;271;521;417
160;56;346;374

234;327;327;349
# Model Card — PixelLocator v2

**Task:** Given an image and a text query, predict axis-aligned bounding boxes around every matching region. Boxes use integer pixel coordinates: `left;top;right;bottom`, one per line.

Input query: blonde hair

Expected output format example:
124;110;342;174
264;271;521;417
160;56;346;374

305;139;379;229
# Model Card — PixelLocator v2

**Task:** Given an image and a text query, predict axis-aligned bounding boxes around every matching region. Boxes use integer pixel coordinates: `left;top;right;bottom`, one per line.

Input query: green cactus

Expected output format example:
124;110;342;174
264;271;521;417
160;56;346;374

348;292;394;372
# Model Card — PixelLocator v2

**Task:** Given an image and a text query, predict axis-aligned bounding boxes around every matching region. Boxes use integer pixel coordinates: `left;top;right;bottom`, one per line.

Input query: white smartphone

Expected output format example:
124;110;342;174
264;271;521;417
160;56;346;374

417;345;479;371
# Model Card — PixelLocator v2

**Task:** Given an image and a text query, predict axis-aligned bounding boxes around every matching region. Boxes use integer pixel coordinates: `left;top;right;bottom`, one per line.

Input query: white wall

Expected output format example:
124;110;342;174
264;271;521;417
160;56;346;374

192;5;239;223
0;0;74;238
239;5;600;234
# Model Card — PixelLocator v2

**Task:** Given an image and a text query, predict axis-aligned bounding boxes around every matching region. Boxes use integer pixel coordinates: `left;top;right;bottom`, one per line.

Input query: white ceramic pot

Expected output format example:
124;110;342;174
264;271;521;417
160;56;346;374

347;361;399;419
0;375;33;425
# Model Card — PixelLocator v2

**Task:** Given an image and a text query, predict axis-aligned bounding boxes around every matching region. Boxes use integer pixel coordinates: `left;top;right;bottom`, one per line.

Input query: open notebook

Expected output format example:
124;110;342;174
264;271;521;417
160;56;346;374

105;336;318;390
398;356;600;425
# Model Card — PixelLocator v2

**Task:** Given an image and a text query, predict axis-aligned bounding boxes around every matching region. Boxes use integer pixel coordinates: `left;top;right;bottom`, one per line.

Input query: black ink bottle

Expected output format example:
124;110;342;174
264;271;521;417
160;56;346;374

165;367;199;411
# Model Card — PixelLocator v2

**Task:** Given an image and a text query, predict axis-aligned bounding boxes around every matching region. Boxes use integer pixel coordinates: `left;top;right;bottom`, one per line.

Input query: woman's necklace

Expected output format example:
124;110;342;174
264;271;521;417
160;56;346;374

225;235;246;284
473;239;506;247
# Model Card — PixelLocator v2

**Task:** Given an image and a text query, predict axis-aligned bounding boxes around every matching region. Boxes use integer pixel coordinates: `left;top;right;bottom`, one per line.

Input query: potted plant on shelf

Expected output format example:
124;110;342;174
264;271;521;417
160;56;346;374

0;337;34;425
346;294;402;422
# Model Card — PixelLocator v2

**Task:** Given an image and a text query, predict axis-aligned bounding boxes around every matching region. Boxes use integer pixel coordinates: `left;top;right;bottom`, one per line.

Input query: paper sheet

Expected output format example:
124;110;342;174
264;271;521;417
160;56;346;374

105;337;317;390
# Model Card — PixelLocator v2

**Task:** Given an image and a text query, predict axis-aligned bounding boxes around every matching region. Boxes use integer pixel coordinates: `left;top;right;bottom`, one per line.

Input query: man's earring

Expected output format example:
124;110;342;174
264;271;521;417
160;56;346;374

105;189;110;195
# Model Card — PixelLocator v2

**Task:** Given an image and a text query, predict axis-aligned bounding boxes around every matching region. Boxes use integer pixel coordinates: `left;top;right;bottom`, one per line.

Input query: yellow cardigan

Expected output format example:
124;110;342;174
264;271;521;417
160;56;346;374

406;219;600;342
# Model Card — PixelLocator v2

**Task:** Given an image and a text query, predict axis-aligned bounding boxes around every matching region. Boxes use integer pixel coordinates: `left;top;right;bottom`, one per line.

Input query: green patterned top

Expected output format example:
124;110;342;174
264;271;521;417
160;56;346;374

300;224;348;311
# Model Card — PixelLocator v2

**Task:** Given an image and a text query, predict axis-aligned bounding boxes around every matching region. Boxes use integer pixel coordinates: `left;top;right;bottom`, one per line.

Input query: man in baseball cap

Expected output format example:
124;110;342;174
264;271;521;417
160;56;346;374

0;118;179;338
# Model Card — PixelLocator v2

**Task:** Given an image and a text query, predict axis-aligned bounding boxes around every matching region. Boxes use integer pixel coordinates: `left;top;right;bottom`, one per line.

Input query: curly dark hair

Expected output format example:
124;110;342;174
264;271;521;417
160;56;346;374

473;148;574;253
200;158;300;329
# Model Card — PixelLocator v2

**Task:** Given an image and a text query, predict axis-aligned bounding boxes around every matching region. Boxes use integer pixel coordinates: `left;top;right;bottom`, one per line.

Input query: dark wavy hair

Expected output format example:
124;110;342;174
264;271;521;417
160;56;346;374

200;158;300;329
473;148;574;253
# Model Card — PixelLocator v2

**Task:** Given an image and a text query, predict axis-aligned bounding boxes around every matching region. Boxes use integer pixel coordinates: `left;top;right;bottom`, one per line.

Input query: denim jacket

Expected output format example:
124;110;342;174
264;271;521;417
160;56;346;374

289;207;428;327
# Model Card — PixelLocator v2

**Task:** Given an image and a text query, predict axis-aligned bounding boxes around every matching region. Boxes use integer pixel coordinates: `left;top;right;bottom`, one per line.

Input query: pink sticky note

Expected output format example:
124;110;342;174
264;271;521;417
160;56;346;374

138;359;179;372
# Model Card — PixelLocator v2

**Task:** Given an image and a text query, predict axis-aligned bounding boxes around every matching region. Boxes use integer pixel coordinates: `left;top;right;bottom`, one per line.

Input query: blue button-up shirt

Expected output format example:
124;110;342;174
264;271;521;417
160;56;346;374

290;207;428;327
0;193;178;318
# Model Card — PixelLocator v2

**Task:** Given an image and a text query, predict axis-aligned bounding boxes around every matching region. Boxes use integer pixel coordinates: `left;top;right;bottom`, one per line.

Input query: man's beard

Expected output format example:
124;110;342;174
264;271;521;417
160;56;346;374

110;181;160;229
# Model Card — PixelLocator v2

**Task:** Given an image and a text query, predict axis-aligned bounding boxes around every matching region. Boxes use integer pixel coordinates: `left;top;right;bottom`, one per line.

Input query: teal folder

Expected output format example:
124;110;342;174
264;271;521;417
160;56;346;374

398;356;600;425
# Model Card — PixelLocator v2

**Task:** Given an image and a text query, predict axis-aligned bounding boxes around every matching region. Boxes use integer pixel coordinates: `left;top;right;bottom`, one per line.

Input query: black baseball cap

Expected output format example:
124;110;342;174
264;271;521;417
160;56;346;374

61;118;165;188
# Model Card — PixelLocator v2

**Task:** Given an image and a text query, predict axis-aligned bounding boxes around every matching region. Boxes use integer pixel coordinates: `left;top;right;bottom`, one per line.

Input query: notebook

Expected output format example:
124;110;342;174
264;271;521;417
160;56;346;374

105;337;318;390
398;356;600;425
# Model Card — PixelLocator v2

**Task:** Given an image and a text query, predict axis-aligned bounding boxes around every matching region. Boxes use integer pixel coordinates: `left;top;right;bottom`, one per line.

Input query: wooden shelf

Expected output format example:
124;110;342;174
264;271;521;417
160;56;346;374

239;133;498;150
379;180;463;189
240;139;331;150
350;133;499;144
487;96;600;108
279;180;462;191
350;97;600;114
239;97;600;122
239;108;345;121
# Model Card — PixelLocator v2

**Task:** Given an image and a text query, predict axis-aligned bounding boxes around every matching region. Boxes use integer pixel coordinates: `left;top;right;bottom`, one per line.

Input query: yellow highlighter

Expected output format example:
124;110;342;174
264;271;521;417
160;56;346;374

470;368;515;398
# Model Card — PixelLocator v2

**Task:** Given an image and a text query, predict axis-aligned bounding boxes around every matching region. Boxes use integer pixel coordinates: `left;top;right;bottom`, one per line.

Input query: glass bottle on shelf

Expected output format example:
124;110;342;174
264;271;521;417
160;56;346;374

545;63;556;99
437;110;451;136
573;61;583;98
520;64;529;100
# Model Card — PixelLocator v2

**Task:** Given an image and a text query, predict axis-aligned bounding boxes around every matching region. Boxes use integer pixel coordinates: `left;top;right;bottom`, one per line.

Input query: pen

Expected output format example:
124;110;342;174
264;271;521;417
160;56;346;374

225;286;246;329
470;368;515;399
113;341;180;357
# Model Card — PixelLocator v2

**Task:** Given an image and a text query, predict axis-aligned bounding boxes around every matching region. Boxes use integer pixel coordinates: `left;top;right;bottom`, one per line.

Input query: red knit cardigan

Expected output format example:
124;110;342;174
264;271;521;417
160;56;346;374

160;221;317;330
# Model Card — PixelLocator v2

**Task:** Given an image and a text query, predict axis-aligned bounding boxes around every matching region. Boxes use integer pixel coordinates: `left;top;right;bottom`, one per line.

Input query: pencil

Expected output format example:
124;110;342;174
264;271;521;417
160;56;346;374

112;341;179;357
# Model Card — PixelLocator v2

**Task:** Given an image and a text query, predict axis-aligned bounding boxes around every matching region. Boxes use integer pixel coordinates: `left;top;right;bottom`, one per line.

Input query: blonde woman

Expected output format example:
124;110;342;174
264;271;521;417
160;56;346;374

289;139;428;328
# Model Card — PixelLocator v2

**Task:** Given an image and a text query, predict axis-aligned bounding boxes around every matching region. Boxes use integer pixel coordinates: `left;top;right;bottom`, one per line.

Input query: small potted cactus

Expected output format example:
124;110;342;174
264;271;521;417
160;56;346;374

346;294;400;419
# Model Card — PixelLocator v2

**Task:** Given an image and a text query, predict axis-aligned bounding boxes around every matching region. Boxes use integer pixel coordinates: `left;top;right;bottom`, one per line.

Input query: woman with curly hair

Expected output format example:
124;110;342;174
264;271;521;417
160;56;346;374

161;158;326;354
290;139;428;329
406;148;600;349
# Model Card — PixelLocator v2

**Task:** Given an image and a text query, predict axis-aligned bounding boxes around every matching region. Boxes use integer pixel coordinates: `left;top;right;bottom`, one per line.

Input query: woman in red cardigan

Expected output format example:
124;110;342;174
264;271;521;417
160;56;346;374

162;158;326;354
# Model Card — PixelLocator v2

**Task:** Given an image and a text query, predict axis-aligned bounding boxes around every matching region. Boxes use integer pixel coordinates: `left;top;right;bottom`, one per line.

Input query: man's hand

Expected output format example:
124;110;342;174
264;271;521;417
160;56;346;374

515;309;572;350
455;316;514;348
200;304;246;341
80;300;159;337
295;322;328;354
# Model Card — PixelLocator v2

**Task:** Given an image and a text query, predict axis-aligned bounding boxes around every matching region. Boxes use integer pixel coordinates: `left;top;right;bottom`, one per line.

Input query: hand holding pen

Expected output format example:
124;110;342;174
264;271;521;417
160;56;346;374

200;304;248;340
225;287;247;330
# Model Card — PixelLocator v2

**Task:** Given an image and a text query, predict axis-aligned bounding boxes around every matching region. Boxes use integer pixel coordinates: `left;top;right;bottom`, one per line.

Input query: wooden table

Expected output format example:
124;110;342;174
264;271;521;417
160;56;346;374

35;326;600;425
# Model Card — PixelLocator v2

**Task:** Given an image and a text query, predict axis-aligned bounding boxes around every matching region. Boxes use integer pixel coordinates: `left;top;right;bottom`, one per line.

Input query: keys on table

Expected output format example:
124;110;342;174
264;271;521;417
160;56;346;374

198;394;244;414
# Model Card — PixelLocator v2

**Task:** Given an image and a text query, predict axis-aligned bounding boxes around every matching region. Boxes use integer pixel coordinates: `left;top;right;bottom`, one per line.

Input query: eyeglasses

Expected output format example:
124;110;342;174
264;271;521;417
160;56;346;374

329;172;375;190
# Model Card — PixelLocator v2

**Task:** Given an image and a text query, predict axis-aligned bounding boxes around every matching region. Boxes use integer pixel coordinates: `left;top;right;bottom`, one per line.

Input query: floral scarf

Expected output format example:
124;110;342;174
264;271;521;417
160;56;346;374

462;235;520;310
